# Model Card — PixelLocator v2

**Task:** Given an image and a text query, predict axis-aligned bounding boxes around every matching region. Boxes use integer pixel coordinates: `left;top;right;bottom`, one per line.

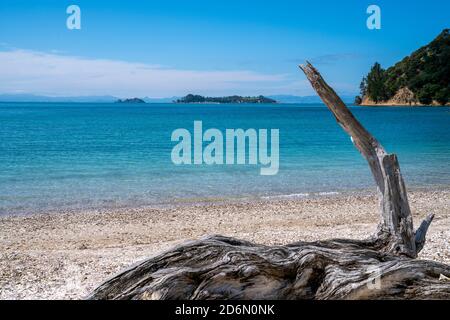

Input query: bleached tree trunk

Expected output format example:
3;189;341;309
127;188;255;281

299;62;432;258
88;63;449;300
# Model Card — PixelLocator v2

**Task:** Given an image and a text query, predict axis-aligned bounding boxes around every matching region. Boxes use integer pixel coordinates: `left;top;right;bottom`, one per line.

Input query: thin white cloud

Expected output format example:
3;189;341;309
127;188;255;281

0;49;294;97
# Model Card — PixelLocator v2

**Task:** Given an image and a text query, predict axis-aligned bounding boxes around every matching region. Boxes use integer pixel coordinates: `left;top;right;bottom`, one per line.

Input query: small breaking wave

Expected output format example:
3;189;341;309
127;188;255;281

261;191;340;200
317;191;340;196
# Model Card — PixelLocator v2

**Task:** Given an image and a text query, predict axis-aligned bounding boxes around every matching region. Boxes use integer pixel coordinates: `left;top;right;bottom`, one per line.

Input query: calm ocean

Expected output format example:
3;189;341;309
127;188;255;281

0;102;449;215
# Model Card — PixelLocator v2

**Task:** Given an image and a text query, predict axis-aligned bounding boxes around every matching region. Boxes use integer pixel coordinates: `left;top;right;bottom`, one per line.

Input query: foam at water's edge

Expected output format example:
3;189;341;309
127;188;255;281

261;193;310;199
318;191;339;195
260;191;342;200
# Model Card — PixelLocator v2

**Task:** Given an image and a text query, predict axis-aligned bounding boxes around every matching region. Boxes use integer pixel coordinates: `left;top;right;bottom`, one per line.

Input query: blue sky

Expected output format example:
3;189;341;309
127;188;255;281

0;0;448;97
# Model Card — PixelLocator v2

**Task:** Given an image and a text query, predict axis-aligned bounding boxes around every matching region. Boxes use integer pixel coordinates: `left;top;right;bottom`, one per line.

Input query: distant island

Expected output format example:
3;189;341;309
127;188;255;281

356;29;449;106
175;94;277;104
115;98;146;104
0;94;357;104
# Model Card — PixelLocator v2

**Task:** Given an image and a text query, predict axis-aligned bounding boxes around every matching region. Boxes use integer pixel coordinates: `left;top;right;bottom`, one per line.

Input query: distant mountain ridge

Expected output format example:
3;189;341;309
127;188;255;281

267;94;355;104
0;94;355;104
0;94;118;103
115;98;146;103
143;96;181;103
0;94;178;103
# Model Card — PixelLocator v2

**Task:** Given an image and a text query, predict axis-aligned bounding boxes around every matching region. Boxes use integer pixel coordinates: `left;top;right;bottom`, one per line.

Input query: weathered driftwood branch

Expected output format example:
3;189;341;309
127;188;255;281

299;62;432;258
88;235;450;300
88;63;449;300
414;213;435;253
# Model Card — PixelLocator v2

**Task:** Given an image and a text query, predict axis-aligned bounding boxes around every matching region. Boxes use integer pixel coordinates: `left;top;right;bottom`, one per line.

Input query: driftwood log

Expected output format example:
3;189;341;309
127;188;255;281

88;63;450;300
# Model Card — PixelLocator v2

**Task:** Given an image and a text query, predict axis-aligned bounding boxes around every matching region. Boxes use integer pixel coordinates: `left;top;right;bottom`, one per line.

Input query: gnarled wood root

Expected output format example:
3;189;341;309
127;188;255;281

88;235;450;300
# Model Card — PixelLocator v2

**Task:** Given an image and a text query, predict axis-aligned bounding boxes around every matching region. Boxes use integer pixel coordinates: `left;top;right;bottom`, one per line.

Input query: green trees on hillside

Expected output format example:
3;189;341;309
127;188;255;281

434;87;449;105
358;29;449;105
365;63;387;103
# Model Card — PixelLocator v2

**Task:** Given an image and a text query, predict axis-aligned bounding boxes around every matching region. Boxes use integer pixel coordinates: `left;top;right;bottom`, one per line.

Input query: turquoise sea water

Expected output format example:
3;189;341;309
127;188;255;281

0;102;449;215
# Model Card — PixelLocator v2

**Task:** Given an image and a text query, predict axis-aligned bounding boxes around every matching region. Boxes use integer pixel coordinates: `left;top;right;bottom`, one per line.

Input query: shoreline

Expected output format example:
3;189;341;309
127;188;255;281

2;184;449;218
0;188;449;299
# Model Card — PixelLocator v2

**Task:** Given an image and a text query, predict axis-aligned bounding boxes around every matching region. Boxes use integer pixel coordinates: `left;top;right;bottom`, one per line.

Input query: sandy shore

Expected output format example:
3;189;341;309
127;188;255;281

0;189;449;300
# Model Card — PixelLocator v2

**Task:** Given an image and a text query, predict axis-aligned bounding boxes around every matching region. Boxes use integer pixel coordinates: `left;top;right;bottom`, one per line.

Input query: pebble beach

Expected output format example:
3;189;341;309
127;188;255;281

0;189;448;300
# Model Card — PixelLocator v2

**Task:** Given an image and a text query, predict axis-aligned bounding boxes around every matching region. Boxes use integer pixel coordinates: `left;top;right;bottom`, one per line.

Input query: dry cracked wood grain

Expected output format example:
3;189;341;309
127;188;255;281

88;62;450;300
